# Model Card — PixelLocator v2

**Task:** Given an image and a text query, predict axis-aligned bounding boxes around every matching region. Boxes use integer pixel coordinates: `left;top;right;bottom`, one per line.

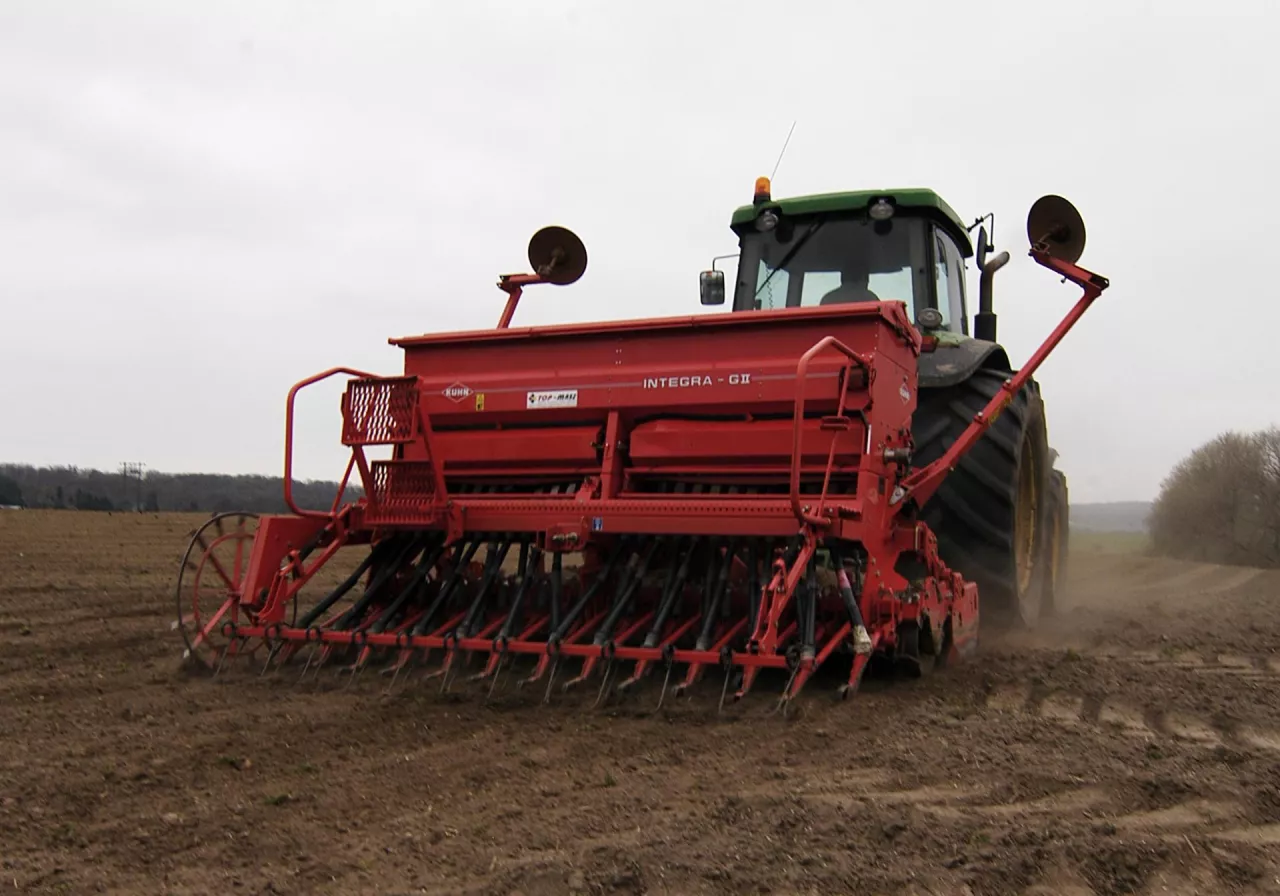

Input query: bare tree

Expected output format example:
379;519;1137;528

1149;427;1280;567
0;473;23;506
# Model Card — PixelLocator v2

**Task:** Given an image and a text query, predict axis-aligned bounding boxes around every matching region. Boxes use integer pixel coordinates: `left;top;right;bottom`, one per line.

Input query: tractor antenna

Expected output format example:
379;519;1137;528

769;120;797;183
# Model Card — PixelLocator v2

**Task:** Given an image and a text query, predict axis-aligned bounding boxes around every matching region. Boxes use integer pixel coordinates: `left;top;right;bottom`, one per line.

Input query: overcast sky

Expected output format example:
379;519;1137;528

1;0;1275;504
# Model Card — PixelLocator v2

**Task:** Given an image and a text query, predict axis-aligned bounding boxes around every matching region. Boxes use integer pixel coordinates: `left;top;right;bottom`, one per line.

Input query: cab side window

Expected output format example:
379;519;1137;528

933;228;968;334
931;232;953;330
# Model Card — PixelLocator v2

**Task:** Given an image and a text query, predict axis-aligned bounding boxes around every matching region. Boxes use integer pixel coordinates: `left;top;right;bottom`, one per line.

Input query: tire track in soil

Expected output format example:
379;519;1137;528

970;550;1280;896
985;662;1280;755
980;652;1280;886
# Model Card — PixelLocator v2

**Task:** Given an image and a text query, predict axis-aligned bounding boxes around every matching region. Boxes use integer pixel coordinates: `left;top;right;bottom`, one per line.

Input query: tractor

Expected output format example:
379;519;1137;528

697;178;1074;635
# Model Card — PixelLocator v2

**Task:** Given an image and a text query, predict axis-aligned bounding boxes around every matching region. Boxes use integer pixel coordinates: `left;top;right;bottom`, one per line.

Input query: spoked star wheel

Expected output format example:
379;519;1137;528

175;511;263;670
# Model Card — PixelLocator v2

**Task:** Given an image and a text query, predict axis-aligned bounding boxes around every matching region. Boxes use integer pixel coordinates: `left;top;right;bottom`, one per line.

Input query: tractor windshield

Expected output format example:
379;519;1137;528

731;216;928;317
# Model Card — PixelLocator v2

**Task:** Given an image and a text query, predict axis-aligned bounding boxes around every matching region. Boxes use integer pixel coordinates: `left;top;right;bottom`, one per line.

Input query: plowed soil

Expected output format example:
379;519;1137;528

3;510;1280;895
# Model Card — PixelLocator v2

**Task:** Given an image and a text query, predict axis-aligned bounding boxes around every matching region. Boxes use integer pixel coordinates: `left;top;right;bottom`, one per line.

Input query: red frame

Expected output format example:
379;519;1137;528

206;247;1107;703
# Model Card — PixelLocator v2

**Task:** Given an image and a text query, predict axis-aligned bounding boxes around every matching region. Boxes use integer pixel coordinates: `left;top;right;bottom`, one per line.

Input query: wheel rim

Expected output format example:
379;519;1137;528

1014;441;1040;595
175;512;261;667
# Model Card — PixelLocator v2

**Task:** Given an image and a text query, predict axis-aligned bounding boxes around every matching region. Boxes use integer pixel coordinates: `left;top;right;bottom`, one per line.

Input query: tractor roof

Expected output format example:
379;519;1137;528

730;187;973;256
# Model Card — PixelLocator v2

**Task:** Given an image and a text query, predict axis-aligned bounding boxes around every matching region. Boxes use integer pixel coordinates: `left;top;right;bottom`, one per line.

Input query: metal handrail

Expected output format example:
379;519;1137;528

283;367;379;519
789;337;873;528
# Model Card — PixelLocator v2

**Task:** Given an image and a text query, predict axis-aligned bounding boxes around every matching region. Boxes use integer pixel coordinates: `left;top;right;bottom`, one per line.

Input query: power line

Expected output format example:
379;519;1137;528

120;461;145;512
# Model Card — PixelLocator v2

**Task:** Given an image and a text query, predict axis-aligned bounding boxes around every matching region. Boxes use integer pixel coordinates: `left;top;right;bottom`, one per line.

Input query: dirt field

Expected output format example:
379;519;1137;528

3;510;1280;895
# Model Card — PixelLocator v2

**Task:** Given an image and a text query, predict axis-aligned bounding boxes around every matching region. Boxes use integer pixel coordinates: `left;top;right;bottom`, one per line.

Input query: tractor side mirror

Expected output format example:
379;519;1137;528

976;226;990;270
699;270;726;306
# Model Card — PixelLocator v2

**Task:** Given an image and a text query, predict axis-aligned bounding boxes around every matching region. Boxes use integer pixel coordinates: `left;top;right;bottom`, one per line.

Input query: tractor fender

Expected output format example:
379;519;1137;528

917;336;1012;389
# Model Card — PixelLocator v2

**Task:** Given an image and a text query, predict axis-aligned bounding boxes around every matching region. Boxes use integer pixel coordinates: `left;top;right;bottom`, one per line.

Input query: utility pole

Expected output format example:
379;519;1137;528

119;462;145;512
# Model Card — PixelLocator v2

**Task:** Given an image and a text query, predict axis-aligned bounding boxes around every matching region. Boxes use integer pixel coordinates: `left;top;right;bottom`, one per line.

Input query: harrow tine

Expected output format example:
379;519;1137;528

591;659;616;710
259;642;279;677
774;663;801;716
717;663;733;715
497;652;517;692
655;659;673;711
356;642;376;673
542;655;560;705
384;649;414;694
296;644;318;683
276;640;305;673
438;649;457;694
270;639;304;678
344;655;367;690
213;640;232;678
483;652;509;704
311;646;333;688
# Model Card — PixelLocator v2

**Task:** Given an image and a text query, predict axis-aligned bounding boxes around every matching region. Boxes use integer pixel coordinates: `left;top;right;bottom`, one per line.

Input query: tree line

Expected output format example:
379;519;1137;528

1148;426;1280;568
8;426;1279;570
0;463;362;514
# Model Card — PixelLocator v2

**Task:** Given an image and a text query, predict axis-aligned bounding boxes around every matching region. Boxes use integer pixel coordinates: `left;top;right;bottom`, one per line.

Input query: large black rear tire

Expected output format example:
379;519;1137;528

1043;468;1069;617
910;367;1053;628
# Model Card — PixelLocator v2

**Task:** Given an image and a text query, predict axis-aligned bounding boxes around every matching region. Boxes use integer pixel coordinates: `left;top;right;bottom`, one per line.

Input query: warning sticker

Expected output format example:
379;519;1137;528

526;389;579;409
